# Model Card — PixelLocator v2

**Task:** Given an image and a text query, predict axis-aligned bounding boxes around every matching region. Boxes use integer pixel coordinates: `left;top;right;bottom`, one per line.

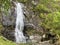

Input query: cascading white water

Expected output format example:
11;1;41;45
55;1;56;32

15;2;26;43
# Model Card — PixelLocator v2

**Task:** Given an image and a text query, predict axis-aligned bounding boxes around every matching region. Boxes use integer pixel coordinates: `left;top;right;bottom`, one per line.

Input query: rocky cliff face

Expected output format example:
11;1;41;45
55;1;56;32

0;0;43;40
0;0;58;45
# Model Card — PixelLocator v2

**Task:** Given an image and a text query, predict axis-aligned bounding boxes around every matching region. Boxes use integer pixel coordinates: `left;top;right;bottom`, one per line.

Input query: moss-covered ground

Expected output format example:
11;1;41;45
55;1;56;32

0;36;16;45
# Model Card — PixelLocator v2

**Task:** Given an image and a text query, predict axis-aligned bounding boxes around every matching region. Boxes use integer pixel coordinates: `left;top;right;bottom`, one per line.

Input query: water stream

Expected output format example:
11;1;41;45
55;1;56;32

15;2;26;43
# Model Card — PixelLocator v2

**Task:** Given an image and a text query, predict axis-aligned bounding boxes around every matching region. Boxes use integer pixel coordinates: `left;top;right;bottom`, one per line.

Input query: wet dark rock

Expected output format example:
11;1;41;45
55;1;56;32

41;32;58;44
1;29;15;41
1;8;16;41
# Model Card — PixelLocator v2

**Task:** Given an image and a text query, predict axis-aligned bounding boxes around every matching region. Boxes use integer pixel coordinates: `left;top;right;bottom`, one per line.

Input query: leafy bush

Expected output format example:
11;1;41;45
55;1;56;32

40;12;60;36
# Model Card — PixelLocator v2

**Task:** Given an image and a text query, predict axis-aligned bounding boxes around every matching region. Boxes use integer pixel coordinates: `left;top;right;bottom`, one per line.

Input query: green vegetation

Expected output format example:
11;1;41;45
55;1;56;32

37;0;60;37
0;36;16;45
40;12;60;36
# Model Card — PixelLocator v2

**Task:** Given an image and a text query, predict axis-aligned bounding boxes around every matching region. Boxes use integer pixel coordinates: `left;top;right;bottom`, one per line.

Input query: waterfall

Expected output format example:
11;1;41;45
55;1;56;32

15;2;26;43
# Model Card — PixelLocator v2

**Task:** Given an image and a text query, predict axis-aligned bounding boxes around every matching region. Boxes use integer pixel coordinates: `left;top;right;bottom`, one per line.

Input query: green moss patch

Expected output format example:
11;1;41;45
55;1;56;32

0;36;16;45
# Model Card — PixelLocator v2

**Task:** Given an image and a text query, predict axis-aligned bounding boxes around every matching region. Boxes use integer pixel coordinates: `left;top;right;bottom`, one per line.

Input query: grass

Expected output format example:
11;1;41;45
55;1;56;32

0;36;16;45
